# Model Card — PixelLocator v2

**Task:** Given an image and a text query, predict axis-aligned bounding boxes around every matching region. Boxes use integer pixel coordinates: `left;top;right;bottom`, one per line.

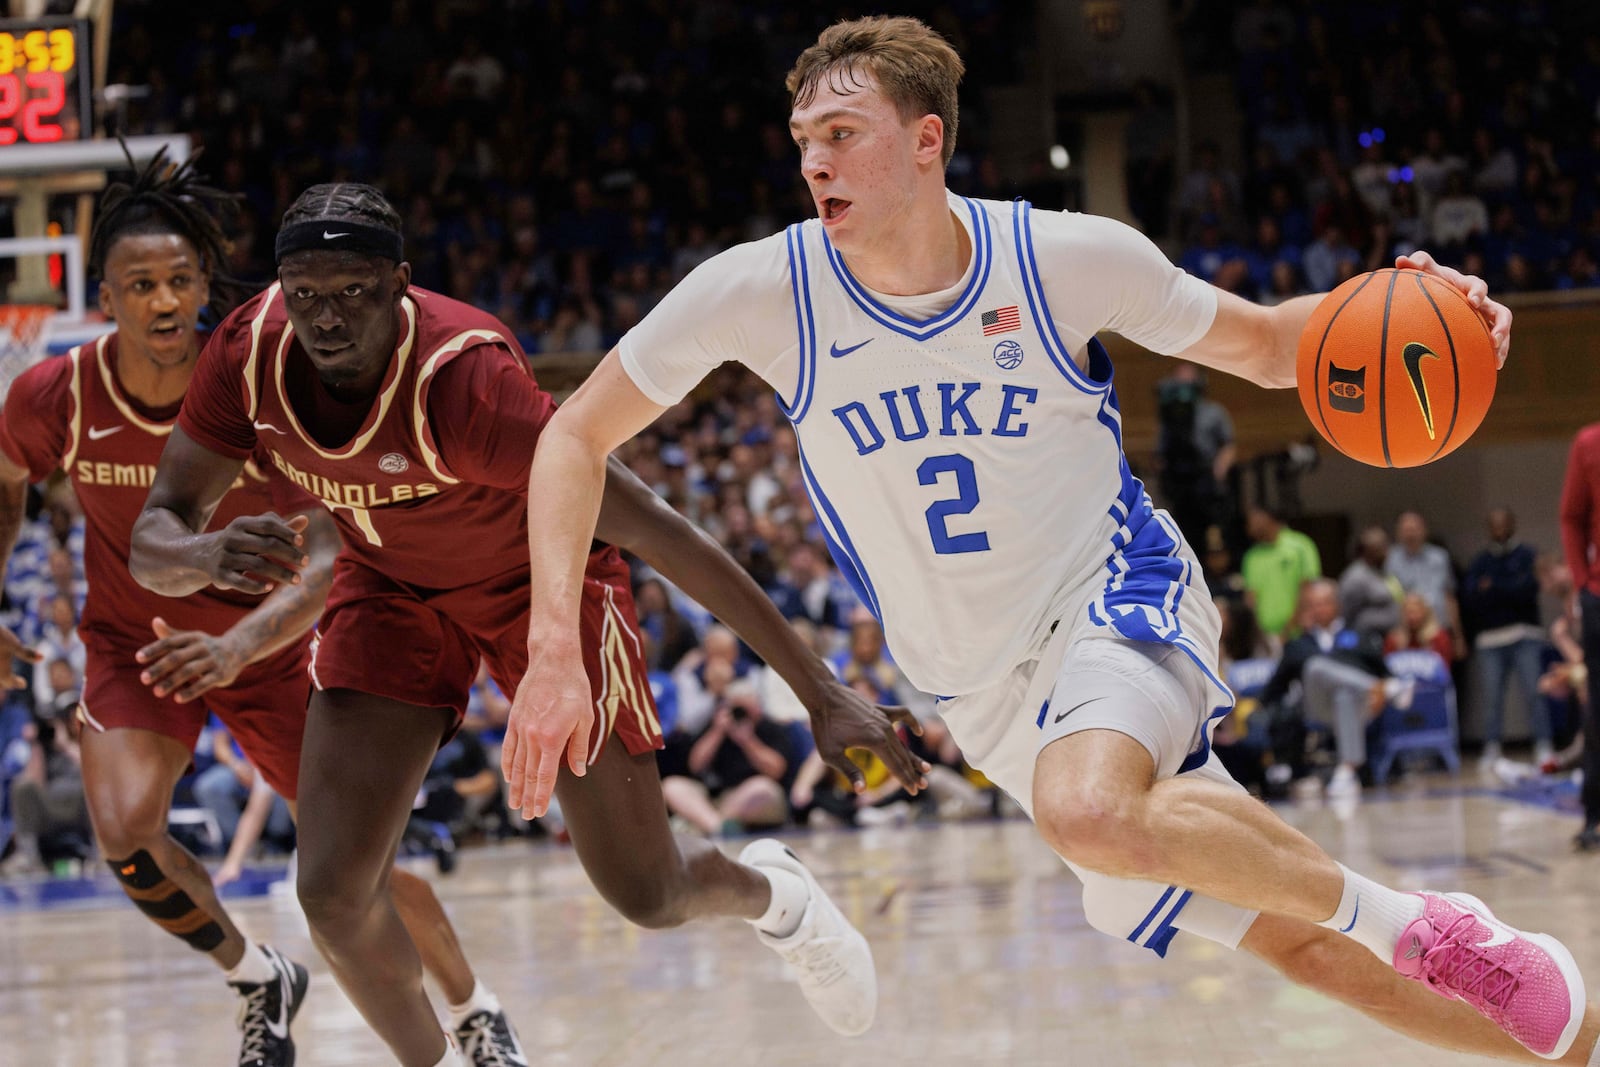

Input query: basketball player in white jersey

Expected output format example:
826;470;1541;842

513;16;1597;1063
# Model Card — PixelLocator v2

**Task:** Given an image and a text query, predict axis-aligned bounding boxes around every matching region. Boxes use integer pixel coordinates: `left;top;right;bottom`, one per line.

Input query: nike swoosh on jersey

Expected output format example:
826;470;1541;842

1401;342;1440;440
86;425;123;440
252;420;287;434
323;230;351;240
829;338;873;359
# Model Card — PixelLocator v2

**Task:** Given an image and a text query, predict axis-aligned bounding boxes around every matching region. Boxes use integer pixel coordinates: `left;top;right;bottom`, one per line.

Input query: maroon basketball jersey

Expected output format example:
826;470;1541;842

180;285;554;588
0;332;319;646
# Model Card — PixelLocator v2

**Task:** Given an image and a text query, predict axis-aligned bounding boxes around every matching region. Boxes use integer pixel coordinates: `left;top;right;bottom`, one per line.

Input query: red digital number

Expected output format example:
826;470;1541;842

21;70;64;142
0;74;17;145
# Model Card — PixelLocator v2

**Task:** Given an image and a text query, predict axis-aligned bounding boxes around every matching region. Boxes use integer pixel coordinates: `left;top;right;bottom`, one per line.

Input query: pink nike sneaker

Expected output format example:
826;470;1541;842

1393;892;1585;1060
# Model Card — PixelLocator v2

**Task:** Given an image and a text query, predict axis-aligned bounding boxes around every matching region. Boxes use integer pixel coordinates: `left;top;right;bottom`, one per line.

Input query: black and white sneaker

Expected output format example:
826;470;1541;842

230;944;309;1067
455;1008;529;1066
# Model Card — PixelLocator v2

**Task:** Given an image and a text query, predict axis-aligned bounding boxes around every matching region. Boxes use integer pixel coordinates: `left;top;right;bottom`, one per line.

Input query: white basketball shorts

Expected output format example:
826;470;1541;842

934;630;1259;956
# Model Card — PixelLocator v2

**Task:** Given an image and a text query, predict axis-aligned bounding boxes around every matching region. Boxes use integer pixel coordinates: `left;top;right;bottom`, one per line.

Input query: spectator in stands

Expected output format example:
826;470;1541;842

633;577;699;672
1559;421;1600;850
1301;224;1362;292
1431;171;1490;253
192;724;292;854
31;595;84;716
659;681;794;836
1241;506;1322;638
832;612;909;707
1386;511;1456;624
1386;593;1456;665
670;625;746;739
1154;363;1235;551
1460;507;1550;767
1258;579;1402;799
1;705;89;876
768;542;846;633
1339;526;1402;639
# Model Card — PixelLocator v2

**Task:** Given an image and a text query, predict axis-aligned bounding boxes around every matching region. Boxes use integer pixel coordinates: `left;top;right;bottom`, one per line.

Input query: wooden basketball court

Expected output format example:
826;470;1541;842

0;781;1591;1065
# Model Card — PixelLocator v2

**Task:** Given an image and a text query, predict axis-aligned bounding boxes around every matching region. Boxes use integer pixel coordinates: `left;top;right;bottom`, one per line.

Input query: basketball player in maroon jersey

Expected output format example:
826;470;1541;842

131;183;921;1067
0;157;526;1067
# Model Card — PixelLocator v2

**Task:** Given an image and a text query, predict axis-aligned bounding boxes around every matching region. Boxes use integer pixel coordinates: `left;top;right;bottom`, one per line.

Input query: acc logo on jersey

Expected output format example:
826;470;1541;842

1327;363;1365;413
378;452;410;474
992;338;1024;371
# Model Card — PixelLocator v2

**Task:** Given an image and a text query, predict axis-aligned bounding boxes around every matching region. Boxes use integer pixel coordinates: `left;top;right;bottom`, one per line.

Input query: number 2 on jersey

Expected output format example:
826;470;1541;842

917;454;990;554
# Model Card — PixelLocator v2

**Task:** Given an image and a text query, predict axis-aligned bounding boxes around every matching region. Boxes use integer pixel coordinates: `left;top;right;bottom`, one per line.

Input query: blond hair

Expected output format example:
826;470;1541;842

785;16;965;167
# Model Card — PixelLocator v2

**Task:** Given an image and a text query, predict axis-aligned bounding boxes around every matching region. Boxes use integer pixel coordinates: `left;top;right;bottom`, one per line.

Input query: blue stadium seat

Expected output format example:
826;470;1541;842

1369;650;1459;786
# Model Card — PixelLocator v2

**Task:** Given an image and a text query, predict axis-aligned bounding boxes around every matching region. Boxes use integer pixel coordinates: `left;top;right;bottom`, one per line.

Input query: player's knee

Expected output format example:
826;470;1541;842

296;865;375;938
1034;787;1148;877
88;792;172;858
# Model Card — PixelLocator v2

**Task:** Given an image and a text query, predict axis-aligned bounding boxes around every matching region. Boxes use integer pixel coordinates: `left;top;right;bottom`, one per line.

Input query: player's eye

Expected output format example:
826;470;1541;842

132;280;152;292
343;285;364;298
794;137;808;151
293;288;315;301
832;129;850;140
171;275;190;288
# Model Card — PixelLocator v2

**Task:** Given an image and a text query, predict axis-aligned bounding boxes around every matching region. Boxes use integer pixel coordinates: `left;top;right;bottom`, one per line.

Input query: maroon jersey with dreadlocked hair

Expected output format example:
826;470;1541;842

0;331;318;647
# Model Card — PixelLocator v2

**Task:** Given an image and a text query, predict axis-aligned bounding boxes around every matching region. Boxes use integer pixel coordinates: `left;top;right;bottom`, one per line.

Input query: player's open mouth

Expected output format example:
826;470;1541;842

821;197;851;223
150;321;181;337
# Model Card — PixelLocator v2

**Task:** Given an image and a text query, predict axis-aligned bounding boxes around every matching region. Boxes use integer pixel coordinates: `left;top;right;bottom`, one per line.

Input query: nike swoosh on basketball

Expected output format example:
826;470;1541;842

1401;342;1440;440
830;338;873;358
323;230;351;239
252;420;287;434
86;425;123;440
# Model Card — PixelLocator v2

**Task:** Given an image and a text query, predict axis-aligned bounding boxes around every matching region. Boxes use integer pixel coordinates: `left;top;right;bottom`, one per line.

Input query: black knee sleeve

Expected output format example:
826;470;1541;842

108;850;226;953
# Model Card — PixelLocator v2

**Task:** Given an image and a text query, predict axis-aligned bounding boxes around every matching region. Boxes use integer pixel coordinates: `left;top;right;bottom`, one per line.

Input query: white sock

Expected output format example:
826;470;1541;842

748;867;809;939
1316;864;1425;962
1588;1032;1600;1067
446;978;501;1028
430;1039;466;1067
223;939;276;985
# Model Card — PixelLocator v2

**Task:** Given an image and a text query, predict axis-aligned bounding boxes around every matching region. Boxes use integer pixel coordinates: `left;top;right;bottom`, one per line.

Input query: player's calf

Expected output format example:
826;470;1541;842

108;848;228;952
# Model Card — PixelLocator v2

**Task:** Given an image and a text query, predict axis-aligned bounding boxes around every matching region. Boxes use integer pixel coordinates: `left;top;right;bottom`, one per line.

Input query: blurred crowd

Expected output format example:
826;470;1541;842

7;0;1600;875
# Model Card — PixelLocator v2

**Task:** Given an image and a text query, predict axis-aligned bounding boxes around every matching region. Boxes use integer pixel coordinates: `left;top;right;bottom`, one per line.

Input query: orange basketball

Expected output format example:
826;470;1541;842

1296;268;1497;467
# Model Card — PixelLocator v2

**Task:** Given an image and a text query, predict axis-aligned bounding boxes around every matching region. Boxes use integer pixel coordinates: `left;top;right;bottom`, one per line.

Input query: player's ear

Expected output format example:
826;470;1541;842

392;260;412;299
914;114;944;165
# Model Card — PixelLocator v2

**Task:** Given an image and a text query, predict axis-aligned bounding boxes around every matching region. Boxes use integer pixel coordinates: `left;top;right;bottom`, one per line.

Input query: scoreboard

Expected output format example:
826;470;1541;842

0;17;92;146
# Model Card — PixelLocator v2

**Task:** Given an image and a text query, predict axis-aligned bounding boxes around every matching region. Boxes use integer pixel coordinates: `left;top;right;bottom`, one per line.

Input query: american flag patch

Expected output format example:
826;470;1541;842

981;305;1021;336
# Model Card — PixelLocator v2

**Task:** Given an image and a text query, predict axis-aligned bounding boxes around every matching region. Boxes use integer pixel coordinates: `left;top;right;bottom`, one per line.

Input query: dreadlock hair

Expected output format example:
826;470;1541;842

280;183;403;239
89;144;245;316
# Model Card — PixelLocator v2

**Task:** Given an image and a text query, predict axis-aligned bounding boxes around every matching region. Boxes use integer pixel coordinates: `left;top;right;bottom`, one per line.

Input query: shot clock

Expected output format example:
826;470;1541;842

0;17;93;145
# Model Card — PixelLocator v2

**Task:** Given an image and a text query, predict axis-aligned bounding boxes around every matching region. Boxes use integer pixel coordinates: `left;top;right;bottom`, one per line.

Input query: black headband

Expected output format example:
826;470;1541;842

275;220;403;264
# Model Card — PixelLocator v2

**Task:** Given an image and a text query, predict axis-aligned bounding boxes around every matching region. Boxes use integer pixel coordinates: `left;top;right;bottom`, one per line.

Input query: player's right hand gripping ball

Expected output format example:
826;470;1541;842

1296;268;1496;468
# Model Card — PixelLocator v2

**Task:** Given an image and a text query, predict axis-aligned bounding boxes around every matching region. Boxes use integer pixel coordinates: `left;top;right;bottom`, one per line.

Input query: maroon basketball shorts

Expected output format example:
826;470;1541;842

311;547;663;762
78;635;311;800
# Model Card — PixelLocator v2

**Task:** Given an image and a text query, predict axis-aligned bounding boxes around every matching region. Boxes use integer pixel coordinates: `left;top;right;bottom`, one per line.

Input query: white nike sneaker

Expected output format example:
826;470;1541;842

740;838;877;1036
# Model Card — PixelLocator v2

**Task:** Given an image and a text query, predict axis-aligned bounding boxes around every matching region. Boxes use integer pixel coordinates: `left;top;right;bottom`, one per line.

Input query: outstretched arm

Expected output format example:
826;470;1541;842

596;456;926;793
1178;251;1513;389
131;426;309;597
137;509;340;702
510;352;680;818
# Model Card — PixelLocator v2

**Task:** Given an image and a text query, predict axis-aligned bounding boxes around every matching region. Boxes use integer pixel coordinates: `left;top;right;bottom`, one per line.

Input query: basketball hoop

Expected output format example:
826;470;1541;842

0;304;55;401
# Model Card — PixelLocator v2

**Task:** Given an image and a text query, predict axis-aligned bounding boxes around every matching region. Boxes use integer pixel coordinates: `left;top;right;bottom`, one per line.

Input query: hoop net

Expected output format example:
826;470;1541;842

0;305;54;401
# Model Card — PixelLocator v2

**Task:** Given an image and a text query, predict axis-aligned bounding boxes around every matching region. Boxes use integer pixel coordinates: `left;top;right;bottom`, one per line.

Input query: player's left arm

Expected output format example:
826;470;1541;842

596;456;930;794
1177;251;1513;389
136;509;338;702
132;426;310;597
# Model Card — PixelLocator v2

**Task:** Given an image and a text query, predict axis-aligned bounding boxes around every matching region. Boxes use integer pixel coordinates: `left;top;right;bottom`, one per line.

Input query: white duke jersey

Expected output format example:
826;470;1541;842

621;194;1225;700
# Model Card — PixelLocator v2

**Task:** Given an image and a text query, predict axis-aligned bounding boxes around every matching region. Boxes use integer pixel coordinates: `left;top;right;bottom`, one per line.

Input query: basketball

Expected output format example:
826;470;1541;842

1296;268;1497;468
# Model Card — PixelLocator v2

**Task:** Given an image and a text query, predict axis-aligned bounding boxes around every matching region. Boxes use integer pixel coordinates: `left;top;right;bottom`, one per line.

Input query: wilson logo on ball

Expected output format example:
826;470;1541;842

1327;363;1366;412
